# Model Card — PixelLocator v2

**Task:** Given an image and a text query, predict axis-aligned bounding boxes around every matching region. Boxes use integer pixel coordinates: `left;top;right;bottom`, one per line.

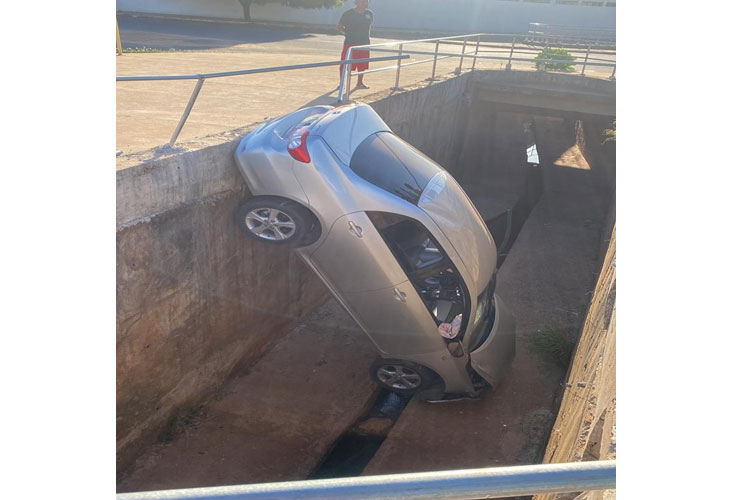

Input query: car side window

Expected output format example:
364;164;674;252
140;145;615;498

367;212;470;340
349;132;443;205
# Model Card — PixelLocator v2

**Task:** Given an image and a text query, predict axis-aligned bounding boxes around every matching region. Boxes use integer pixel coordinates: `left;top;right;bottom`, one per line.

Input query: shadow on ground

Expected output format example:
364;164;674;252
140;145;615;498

118;15;320;51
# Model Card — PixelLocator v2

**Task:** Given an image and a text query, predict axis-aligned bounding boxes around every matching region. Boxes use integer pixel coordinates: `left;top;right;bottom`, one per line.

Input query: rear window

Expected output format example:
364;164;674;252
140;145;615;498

349;132;444;205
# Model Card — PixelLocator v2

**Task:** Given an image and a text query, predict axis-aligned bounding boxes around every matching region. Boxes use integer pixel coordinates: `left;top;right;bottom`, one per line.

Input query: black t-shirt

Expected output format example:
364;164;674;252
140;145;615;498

339;8;373;46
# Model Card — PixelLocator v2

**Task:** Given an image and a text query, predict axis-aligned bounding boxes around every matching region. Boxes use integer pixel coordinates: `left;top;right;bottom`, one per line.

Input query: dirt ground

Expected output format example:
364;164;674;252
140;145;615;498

117;298;378;493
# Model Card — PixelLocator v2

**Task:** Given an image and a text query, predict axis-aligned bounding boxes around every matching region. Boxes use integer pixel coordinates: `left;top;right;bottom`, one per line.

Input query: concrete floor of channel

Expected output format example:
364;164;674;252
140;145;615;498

116;112;610;493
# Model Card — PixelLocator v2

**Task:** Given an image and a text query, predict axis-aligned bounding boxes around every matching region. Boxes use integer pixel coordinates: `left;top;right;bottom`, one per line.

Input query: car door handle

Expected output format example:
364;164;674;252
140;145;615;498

348;221;363;238
393;287;407;303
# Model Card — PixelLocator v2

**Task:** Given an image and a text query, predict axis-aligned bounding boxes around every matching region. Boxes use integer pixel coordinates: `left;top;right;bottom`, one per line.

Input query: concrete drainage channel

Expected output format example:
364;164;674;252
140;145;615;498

309;216;530;479
116;70;615;492
308;142;542;480
309;390;410;479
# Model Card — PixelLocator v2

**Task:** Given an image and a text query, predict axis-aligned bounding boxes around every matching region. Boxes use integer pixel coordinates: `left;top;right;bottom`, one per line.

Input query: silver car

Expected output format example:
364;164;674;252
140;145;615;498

234;103;515;400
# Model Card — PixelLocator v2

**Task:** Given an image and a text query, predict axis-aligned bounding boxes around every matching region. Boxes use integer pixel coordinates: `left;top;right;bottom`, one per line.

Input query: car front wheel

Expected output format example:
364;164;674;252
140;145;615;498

370;358;443;397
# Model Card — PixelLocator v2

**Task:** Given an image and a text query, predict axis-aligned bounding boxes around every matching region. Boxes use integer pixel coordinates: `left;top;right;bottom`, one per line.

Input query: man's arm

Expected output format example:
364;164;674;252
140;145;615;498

337;10;347;35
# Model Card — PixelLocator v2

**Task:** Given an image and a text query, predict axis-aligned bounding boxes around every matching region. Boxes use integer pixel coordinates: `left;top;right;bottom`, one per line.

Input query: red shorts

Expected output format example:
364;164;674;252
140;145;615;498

340;44;370;73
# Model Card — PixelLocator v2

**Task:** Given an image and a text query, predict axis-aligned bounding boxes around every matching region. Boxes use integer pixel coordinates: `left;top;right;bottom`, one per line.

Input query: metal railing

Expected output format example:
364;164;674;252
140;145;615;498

116;459;615;500
527;22;616;43
117;32;614;149
116;55;408;147
337;32;615;102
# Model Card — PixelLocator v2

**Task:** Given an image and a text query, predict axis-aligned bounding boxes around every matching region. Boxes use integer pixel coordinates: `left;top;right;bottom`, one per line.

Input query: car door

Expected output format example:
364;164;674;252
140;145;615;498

309;211;407;293
342;280;445;356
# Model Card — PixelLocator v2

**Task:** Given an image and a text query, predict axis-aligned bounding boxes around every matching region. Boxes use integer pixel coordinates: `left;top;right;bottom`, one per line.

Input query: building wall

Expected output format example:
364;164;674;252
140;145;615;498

116;0;616;34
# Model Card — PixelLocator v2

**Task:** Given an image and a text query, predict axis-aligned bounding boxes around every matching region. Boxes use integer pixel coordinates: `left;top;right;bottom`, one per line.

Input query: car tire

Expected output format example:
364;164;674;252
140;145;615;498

370;358;443;397
236;196;317;247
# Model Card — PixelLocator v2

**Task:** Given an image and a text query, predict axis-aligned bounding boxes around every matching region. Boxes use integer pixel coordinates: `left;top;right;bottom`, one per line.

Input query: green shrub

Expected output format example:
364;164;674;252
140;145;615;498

534;48;576;72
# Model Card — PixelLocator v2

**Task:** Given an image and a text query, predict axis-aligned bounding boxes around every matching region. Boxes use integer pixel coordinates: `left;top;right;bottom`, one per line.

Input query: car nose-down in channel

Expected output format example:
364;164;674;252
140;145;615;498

234;103;515;401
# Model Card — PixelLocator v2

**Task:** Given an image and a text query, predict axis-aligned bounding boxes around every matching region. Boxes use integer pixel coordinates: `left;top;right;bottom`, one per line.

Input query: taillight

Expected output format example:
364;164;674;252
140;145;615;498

287;129;311;163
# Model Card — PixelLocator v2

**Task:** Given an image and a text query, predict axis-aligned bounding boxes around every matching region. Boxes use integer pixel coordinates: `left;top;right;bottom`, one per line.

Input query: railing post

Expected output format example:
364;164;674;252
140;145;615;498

506;36;515;71
609;64;616;80
581;44;591;75
116;18;123;56
392;43;403;90
337;46;353;102
456;38;468;74
346;62;353;100
169;77;204;147
429;40;440;81
471;34;480;71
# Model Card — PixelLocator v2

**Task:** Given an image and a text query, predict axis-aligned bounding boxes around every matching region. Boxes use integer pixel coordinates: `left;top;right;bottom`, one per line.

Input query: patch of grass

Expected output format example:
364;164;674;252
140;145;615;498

122;47;180;53
157;406;203;443
534;48;576;72
603;120;616;144
528;329;574;370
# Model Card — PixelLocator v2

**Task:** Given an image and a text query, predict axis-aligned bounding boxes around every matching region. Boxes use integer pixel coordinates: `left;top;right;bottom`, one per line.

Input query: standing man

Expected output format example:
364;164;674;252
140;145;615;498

337;0;374;90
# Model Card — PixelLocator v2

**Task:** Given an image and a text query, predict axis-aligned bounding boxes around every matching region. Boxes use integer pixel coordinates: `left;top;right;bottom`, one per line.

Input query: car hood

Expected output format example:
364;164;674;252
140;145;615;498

418;171;497;292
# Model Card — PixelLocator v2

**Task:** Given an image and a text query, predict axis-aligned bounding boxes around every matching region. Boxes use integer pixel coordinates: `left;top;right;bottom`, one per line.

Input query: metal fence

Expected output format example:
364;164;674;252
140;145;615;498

337;32;615;101
117;32;614;149
116;55;408;147
116;459;615;500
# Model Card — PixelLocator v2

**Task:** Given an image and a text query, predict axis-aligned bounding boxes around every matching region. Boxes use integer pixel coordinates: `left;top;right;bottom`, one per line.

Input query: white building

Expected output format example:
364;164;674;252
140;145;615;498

116;0;616;35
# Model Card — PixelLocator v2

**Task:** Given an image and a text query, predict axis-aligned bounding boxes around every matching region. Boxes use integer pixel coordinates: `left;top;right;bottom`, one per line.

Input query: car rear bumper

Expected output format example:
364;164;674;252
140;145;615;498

469;294;516;386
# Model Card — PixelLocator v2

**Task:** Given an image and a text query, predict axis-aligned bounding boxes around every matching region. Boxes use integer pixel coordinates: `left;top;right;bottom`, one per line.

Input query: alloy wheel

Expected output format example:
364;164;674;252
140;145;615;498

245;208;296;241
376;365;422;390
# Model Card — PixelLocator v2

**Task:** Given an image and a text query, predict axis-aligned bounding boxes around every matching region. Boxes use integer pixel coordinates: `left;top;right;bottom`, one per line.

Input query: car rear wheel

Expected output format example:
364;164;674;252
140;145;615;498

370;358;443;397
236;196;317;247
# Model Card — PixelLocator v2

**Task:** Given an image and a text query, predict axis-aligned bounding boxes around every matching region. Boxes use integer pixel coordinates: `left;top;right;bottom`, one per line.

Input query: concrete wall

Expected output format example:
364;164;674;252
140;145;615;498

534;226;616;500
116;0;616;34
116;138;333;470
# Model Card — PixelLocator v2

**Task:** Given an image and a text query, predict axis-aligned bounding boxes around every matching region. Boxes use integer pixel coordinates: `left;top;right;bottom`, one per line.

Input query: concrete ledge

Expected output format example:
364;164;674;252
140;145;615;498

117;138;243;228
